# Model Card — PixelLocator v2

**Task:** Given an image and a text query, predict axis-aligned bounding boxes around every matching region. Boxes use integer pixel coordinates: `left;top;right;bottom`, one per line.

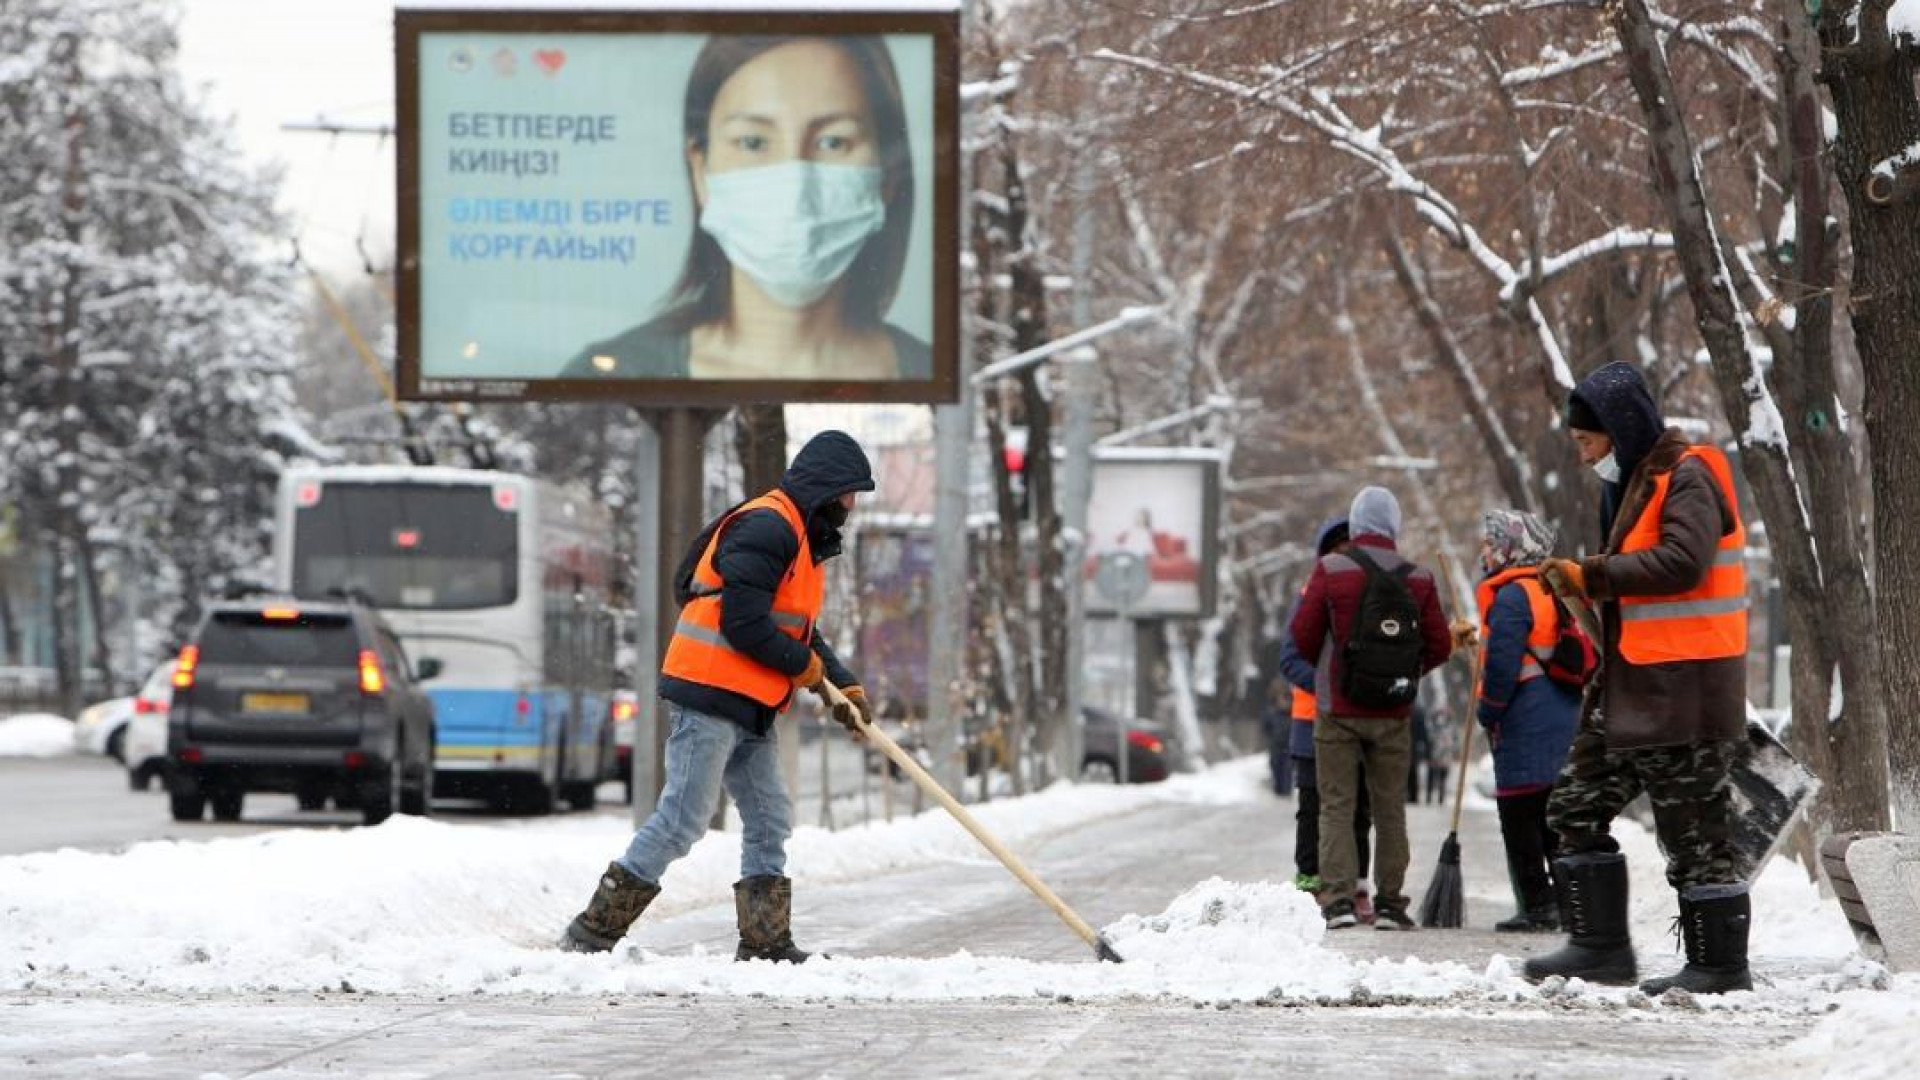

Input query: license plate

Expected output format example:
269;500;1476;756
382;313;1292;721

241;692;309;715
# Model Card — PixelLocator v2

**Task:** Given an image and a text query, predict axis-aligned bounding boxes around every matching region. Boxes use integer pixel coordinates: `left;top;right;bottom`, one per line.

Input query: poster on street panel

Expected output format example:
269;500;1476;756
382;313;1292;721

394;4;959;404
1083;449;1222;619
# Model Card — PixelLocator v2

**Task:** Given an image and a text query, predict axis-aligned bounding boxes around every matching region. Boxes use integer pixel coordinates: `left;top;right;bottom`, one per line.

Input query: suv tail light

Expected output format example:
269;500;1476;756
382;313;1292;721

358;650;386;695
134;697;163;715
172;646;200;690
1126;730;1164;754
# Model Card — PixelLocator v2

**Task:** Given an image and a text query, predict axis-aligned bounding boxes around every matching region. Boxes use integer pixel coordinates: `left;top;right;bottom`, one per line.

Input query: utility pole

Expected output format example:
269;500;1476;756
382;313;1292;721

1057;124;1099;784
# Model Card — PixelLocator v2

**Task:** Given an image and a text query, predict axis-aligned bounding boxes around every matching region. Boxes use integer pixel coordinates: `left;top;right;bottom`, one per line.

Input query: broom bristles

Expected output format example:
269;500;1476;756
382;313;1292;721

1418;831;1465;928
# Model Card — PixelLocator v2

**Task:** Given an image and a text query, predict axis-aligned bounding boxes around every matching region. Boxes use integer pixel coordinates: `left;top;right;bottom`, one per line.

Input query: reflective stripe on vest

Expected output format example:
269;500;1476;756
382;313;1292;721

1475;567;1558;690
1616;445;1749;665
660;490;824;710
1290;686;1316;721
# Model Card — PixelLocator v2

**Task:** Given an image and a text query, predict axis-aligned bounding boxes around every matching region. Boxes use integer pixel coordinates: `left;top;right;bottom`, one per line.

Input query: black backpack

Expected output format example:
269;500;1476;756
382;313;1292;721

1338;548;1425;708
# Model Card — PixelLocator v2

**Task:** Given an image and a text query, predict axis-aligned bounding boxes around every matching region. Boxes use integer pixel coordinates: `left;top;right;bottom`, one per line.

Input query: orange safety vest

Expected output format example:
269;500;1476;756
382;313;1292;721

1475;566;1559;694
660;490;824;710
1290;686;1317;721
1616;446;1748;665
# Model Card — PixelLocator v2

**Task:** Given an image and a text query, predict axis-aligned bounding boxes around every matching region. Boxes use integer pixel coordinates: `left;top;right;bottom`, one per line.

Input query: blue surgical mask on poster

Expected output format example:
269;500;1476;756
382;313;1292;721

698;162;886;309
1591;452;1621;483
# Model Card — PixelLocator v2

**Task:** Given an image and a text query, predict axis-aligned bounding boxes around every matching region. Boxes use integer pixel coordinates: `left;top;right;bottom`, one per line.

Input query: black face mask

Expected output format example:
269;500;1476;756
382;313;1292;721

817;501;851;530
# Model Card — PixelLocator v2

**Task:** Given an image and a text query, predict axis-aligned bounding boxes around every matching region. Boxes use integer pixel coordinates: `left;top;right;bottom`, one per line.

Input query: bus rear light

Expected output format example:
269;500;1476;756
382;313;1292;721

295;481;322;508
177;748;203;764
344;751;368;769
357;650;385;695
393;528;421;550
172;646;200;690
493;485;519;512
260;607;300;620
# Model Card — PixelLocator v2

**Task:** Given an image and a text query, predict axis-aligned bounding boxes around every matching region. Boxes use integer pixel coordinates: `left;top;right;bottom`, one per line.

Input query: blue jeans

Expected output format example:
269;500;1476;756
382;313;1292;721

617;703;792;886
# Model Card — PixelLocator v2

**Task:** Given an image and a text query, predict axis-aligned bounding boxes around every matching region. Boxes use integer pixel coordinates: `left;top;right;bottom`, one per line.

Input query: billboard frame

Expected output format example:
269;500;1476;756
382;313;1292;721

394;6;961;405
1082;447;1223;620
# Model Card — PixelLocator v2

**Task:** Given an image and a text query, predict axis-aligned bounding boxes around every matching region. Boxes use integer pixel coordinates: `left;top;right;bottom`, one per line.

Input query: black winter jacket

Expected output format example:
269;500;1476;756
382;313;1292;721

660;430;874;734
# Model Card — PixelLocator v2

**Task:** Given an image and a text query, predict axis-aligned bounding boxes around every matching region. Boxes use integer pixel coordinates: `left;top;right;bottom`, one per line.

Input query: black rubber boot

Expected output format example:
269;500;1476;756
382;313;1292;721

559;861;661;953
1639;886;1752;995
1495;864;1560;932
1521;853;1637;985
734;875;816;963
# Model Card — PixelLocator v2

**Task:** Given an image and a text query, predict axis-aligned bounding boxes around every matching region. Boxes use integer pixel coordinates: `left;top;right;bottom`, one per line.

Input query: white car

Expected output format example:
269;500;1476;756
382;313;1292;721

72;695;138;760
120;661;178;792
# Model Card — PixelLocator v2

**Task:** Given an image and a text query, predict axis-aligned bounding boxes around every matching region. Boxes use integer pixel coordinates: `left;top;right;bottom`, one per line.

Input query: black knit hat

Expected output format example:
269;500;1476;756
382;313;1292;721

1565;390;1605;433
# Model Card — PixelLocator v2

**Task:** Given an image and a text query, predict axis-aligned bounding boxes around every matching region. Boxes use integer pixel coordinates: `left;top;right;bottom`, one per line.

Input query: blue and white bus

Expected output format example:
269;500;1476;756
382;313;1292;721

273;465;619;813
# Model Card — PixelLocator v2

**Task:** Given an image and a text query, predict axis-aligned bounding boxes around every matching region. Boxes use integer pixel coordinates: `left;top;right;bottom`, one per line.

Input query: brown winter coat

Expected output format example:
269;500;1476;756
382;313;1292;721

1577;429;1747;750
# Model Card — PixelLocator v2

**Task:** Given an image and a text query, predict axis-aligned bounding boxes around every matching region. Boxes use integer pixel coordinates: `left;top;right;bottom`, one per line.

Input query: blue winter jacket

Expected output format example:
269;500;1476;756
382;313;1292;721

1277;597;1319;759
1475;580;1580;794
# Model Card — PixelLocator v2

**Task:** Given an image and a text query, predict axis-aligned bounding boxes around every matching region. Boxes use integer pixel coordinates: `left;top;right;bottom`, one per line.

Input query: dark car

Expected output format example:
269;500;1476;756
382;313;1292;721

165;596;437;826
954;706;1177;784
1079;706;1176;784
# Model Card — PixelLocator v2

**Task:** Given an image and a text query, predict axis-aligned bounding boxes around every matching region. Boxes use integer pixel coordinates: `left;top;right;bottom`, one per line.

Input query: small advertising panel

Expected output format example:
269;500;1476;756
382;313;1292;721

1083;448;1222;618
395;4;959;404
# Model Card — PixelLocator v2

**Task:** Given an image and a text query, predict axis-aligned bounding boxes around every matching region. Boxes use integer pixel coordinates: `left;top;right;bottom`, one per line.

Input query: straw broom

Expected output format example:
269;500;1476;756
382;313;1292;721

1419;556;1481;929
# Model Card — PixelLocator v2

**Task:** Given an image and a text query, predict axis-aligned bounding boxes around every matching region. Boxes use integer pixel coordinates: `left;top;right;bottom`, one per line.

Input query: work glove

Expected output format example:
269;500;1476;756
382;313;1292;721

1449;618;1479;652
814;683;870;741
790;652;825;690
1542;558;1587;600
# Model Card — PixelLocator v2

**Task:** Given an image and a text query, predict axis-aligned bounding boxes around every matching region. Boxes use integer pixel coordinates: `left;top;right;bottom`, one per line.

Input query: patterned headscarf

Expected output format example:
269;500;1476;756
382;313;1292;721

1480;509;1556;575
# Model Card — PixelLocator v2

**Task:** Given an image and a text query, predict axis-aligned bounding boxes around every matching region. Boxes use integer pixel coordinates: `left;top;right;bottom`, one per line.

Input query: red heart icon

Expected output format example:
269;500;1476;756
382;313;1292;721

534;49;565;75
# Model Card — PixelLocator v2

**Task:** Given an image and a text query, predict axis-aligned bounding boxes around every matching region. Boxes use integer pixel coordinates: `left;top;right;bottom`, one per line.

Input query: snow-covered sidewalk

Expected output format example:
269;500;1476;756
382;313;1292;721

2;755;1914;1079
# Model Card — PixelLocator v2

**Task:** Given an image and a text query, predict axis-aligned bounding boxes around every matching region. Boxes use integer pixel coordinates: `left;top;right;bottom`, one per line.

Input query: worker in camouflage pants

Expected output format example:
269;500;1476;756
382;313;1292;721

1548;707;1737;889
1527;362;1753;995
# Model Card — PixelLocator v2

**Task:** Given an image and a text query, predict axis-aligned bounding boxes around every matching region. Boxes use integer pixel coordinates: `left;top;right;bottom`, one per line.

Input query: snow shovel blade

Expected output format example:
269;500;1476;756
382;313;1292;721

818;681;1123;963
1729;714;1819;883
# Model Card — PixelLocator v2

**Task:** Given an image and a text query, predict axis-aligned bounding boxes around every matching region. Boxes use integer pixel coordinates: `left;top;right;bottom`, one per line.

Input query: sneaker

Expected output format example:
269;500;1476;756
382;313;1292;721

1352;889;1377;925
1292;873;1323;893
1373;905;1417;931
1323;898;1359;930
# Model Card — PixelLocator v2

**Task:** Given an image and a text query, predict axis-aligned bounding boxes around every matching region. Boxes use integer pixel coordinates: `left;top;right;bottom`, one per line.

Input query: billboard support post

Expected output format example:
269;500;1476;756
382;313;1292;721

631;414;661;824
638;406;723;813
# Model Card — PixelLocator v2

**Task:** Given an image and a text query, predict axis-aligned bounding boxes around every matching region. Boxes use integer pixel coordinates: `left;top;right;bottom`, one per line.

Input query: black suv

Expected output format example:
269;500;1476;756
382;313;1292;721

165;596;437;826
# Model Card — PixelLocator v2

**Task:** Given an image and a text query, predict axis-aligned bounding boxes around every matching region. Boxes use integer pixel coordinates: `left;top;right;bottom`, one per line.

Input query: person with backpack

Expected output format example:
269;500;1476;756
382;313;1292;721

1469;508;1591;932
1524;361;1753;995
1278;518;1374;910
558;430;875;962
1289;487;1452;930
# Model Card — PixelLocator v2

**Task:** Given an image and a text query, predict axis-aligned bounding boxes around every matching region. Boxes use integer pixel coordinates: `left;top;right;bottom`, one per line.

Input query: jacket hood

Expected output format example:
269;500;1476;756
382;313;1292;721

1349;487;1402;541
781;430;876;514
1570;361;1665;478
1313;517;1351;558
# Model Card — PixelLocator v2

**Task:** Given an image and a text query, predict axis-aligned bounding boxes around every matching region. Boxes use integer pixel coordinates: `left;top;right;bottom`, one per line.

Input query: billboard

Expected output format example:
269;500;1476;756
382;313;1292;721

1083;448;1222;618
394;5;960;404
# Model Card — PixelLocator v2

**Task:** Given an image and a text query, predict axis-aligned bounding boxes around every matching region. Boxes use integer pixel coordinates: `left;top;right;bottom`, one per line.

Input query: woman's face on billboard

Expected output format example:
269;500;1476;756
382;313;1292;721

693;40;878;194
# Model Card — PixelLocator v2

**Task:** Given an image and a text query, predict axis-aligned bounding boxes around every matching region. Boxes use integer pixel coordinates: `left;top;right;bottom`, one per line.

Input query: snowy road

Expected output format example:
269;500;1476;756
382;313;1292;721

2;758;1908;1079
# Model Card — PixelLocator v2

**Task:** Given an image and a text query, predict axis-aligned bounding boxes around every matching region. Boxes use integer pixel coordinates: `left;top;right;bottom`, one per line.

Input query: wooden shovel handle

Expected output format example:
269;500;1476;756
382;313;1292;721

818;681;1109;953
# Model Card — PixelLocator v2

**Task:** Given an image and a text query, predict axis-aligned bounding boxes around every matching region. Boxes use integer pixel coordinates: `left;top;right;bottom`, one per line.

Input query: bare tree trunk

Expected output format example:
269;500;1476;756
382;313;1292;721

77;534;116;693
1612;0;1891;831
732;404;788;497
1819;1;1920;826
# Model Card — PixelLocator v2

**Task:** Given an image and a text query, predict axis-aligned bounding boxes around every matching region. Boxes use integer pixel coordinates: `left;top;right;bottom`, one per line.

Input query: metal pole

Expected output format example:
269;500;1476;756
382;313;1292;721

630;415;661;826
641;408;719;817
1117;594;1131;787
927;366;973;798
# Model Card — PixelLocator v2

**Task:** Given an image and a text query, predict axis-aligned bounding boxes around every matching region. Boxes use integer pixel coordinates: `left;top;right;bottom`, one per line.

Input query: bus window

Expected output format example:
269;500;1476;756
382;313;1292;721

292;483;519;609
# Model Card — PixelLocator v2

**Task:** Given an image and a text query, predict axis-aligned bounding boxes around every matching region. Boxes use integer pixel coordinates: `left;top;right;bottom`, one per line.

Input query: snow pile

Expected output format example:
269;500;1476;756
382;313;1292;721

1717;979;1920;1080
0;714;74;758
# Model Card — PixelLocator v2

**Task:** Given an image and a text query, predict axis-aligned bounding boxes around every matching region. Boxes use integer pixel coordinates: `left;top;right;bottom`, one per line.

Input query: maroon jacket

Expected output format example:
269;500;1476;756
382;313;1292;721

1289;535;1453;719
